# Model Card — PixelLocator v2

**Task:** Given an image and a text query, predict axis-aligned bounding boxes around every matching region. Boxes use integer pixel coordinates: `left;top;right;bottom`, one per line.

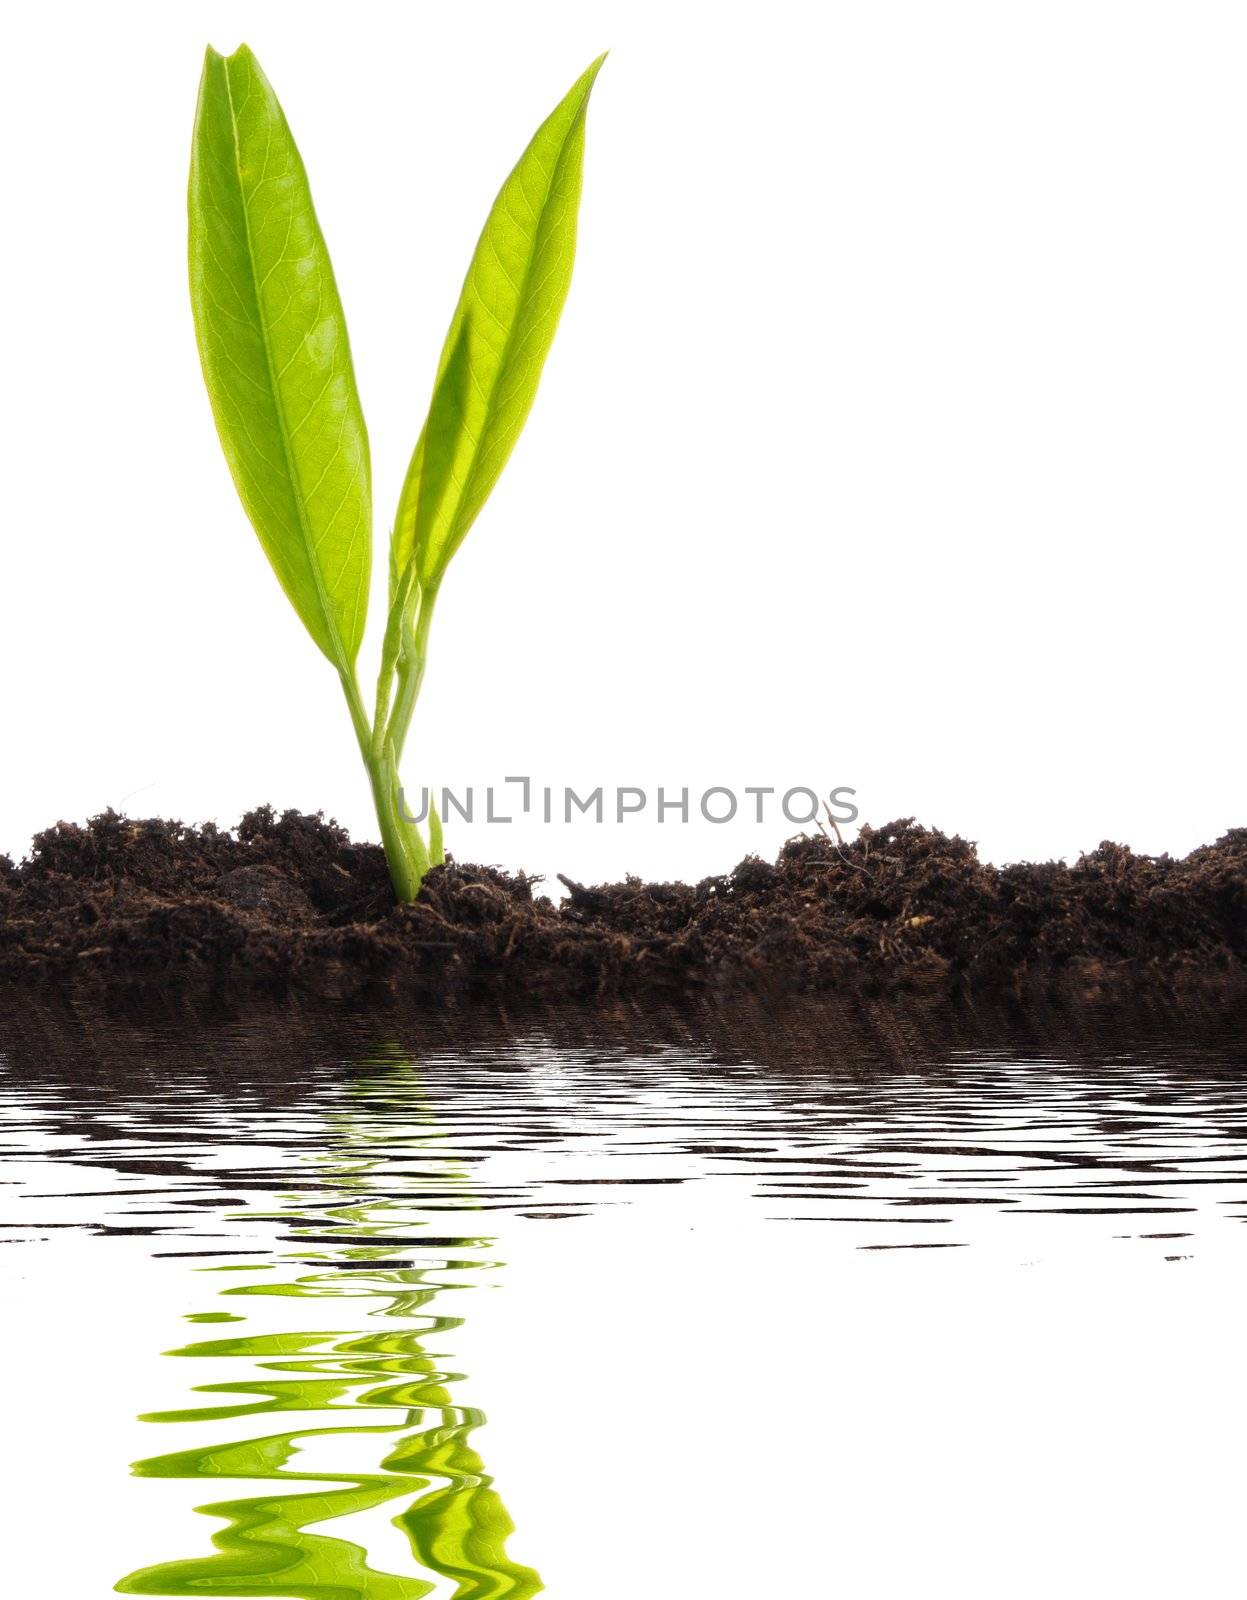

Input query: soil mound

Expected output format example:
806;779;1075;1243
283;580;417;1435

1;808;1243;1007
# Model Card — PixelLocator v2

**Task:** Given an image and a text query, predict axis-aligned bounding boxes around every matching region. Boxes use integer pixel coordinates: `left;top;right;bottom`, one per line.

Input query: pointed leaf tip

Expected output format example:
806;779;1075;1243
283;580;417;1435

568;52;608;109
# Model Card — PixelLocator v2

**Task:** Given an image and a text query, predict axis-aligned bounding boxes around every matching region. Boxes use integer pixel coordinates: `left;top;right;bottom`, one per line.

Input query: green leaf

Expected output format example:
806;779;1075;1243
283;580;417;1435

189;44;371;667
392;55;605;594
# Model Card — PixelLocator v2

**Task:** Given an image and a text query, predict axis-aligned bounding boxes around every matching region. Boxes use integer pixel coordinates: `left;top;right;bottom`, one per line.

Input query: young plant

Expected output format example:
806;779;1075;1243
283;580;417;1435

188;44;603;900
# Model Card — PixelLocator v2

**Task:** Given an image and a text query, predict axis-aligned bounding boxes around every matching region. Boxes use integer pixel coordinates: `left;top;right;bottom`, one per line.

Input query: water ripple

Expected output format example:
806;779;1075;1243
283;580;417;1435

0;1007;1245;1594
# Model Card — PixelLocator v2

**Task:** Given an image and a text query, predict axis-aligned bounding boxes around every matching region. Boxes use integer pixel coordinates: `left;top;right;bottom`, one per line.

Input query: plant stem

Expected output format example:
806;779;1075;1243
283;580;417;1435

386;589;437;764
380;591;442;867
339;669;426;902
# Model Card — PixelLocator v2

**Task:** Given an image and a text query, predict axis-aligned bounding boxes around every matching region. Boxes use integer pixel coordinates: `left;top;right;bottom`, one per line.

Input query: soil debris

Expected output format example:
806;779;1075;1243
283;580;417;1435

1;807;1243;1009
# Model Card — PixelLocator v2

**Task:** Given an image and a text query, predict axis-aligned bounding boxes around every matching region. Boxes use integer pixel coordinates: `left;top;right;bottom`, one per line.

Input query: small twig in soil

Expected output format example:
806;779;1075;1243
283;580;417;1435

818;803;876;882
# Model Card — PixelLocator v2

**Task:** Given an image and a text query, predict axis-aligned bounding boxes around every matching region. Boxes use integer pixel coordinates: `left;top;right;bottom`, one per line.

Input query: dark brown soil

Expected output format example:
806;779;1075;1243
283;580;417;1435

1;808;1243;1010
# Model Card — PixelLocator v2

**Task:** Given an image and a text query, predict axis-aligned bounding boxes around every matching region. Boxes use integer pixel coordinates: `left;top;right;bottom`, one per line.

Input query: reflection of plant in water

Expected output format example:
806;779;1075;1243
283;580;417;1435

116;1067;541;1598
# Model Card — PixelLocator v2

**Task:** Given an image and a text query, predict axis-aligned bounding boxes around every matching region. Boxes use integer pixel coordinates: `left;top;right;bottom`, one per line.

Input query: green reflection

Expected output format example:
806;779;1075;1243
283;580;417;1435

116;1066;541;1598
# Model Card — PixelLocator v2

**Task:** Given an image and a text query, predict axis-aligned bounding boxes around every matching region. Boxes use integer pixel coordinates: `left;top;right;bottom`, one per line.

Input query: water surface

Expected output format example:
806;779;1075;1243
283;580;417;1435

1;1003;1244;1597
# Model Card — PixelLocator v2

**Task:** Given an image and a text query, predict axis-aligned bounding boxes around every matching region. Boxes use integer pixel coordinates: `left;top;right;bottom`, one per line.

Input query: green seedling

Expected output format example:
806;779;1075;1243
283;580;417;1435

188;44;603;900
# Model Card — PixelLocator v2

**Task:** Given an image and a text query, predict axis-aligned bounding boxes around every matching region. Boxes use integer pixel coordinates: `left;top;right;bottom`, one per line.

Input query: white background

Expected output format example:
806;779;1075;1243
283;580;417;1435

1;1;1243;886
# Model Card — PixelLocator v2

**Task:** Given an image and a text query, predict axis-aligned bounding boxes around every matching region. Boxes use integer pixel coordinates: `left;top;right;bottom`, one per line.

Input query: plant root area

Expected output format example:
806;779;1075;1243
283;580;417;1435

1;809;1243;1011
